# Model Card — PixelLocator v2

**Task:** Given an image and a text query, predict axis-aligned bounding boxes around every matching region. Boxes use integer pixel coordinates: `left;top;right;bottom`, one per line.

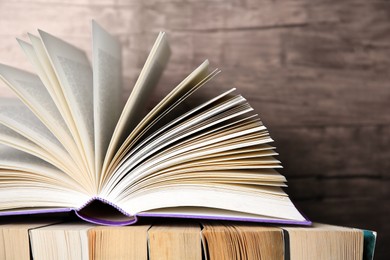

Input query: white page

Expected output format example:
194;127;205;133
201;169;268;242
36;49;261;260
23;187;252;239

26;34;84;144
0;99;93;189
0;64;83;161
107;88;235;180
0;143;67;179
103;95;252;193
29;223;92;260
0;99;68;159
100;61;214;188
39;30;95;179
92;21;123;177
0;164;89;211
142;207;291;221
0;64;68;134
18;38;61;115
117;185;306;221
102;32;170;176
0;123;73;175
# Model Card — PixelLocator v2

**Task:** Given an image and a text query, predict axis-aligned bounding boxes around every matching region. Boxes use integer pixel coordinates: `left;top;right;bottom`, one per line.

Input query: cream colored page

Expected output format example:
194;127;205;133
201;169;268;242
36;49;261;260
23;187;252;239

102;32;170;176
103;95;252;192
107;131;273;198
0;65;83;169
144;207;288;220
107;61;212;173
0;64;76;150
17;38;90;178
0;142;91;206
121;60;212;151
39;30;95;177
29;223;93;260
0;123;72;174
0;99;68;158
100;61;213;189
92;21;123;176
26;33;82;140
117;185;306;221
17;38;59;112
0;143;65;176
0;182;88;211
113;87;234;174
0;100;95;191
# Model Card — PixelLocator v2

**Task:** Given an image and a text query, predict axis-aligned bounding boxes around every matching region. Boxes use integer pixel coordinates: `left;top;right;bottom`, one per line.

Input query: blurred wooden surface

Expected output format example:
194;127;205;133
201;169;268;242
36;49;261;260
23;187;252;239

0;0;389;258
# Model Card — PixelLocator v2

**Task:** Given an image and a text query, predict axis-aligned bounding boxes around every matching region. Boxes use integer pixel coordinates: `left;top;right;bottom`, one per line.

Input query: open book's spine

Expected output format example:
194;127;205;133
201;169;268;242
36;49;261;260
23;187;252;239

75;197;138;226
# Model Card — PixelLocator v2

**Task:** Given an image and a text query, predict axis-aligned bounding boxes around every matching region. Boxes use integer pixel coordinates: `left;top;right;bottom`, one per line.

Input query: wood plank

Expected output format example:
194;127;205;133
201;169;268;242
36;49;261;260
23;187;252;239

212;67;390;127
272;125;390;178
131;65;390;127
0;0;329;38
295;198;387;237
0;3;143;37
6;0;225;6
287;177;385;200
283;26;390;71
305;1;390;47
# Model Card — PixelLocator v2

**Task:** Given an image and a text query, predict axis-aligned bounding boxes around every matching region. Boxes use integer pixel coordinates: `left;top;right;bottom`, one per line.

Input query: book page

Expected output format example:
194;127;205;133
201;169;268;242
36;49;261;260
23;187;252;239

0;64;68;135
0;144;67;181
100;61;214;188
101;93;258;193
201;222;284;260
89;225;150;259
25;33;86;147
148;224;202;260
118;185;306;221
29;223;93;260
92;21;123;177
0;221;59;260
0;144;92;200
0;123;73;175
0;99;68;159
0;63;86;171
113;87;235;175
18;38;62;116
39;30;95;182
101;32;170;179
0;99;93;190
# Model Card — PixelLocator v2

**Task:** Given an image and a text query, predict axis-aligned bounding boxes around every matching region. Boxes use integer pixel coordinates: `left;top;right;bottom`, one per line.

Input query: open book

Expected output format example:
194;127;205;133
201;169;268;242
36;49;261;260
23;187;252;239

0;21;310;226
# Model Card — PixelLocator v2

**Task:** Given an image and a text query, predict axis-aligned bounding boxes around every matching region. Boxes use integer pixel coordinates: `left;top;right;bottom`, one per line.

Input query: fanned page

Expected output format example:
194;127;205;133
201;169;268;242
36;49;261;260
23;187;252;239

39;30;95;184
92;20;123;179
101;32;170;179
0;144;89;212
0;63;89;179
0;99;70;168
101;60;215;187
98;87;306;223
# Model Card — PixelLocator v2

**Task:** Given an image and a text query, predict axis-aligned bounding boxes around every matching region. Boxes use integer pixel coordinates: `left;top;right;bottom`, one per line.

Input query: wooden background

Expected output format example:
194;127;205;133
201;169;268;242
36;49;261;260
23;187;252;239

0;0;389;258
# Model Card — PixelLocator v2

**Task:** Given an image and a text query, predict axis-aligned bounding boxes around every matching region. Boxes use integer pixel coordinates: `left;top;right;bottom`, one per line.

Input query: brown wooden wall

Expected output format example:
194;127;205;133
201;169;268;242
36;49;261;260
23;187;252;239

0;0;389;258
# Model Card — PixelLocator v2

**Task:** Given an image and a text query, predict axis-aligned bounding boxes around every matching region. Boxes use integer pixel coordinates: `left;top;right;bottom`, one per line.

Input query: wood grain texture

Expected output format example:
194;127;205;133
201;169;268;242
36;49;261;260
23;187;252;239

0;0;388;258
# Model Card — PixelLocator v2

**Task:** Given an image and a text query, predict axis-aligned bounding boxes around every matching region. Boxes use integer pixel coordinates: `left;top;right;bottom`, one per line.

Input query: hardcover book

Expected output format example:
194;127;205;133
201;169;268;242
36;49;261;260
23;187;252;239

0;21;309;226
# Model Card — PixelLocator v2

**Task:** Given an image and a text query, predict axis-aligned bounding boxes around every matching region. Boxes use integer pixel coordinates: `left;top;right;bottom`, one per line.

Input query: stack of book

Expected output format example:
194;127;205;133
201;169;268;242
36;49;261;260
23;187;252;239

0;220;376;260
0;21;376;259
